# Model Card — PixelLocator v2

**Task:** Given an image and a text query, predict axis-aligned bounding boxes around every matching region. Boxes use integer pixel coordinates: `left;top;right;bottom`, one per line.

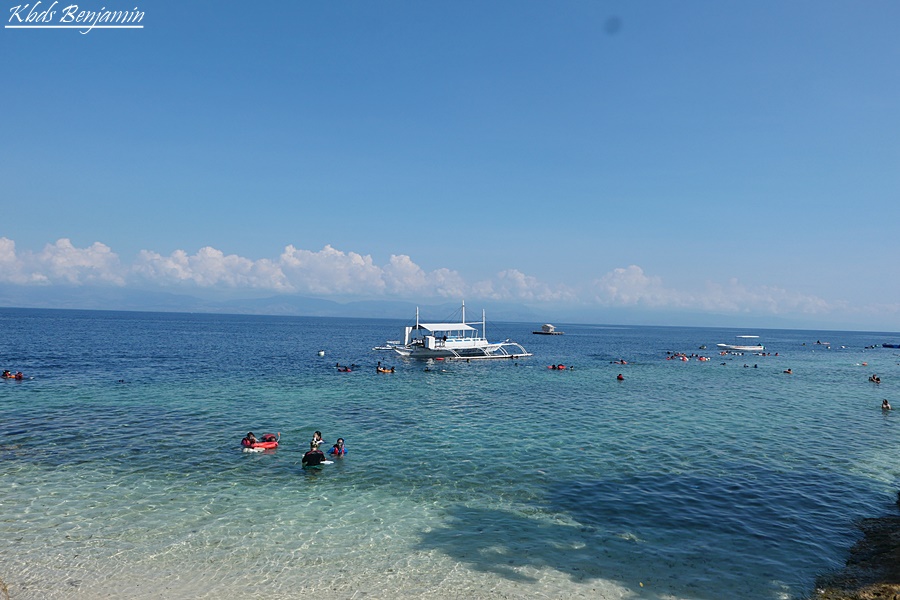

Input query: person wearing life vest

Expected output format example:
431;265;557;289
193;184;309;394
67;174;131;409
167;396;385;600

241;432;258;447
329;438;347;457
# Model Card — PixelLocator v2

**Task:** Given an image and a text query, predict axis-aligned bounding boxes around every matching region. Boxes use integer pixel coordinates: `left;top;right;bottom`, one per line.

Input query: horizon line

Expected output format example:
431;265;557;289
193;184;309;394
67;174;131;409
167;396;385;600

0;304;897;336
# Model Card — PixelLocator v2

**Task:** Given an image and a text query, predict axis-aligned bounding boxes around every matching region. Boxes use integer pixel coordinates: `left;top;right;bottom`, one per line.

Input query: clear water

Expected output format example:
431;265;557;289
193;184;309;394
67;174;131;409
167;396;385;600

1;308;898;599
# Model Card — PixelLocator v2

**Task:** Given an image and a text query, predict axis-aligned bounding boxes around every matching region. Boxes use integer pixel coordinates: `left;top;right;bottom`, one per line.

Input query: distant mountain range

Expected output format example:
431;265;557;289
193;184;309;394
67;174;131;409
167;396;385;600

0;284;545;323
0;284;856;330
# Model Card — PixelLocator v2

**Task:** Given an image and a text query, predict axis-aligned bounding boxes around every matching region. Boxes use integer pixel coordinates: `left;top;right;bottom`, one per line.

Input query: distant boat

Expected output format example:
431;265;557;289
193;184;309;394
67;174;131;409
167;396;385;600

717;335;765;352
883;343;900;349
533;324;564;335
392;302;531;360
372;341;401;351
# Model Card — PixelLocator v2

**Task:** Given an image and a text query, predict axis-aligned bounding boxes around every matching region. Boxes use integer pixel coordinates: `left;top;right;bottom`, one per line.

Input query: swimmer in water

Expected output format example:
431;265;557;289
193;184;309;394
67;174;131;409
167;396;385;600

329;438;347;456
302;441;326;467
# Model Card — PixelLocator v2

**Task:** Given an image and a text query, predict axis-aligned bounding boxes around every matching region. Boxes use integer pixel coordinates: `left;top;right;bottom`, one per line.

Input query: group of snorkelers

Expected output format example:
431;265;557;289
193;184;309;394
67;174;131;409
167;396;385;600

240;429;348;467
302;430;347;467
2;370;24;380
335;361;395;373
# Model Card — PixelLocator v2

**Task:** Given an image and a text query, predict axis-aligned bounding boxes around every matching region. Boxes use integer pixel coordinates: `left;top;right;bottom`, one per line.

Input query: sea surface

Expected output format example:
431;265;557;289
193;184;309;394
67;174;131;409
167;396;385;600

1;308;899;600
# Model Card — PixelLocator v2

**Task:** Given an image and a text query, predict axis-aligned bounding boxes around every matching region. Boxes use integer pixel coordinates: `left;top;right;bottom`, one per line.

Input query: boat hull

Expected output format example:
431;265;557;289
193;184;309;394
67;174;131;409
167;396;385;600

394;342;530;360
717;344;765;352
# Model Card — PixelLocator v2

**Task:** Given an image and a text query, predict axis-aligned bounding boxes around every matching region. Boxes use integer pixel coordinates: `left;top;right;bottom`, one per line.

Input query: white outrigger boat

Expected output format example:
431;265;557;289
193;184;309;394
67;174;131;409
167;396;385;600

717;335;765;352
393;302;531;360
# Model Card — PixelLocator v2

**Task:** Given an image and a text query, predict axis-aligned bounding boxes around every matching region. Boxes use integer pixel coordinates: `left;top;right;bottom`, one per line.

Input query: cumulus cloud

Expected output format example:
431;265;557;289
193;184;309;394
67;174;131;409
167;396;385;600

37;239;125;285
589;265;674;307
0;237;124;285
382;254;428;293
133;247;290;290
279;244;384;295
587;265;834;316
473;269;577;303
700;278;832;316
0;238;24;282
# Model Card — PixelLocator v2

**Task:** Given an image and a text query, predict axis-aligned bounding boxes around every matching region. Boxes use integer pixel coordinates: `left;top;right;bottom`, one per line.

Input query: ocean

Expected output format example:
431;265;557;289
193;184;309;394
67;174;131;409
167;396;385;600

1;307;898;599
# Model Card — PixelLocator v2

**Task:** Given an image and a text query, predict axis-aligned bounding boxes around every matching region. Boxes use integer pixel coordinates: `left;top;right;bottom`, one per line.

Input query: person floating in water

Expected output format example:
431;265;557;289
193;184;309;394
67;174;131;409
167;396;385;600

242;432;258;446
329;438;347;457
882;399;892;411
784;368;793;374
869;374;881;384
302;441;326;467
310;431;325;448
616;373;624;381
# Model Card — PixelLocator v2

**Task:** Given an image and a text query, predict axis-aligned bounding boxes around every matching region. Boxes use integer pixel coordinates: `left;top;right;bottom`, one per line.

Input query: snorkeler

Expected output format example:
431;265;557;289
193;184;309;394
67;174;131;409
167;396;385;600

329;438;347;456
302;441;326;467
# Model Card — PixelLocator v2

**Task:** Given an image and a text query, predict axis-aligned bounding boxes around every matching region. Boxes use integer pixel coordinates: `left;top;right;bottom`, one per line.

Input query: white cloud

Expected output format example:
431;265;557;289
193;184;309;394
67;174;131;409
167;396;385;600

589;265;675;307
382;254;428;293
0;237;124;285
380;255;467;297
0;237;862;326
474;269;576;302
587;266;834;317
423;267;468;299
279;244;385;295
133;247;290;290
0;238;27;283
699;278;832;316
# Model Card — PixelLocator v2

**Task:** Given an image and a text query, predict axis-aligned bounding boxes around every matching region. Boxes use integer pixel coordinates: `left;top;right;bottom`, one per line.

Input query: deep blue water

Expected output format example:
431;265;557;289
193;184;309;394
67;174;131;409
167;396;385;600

1;308;898;599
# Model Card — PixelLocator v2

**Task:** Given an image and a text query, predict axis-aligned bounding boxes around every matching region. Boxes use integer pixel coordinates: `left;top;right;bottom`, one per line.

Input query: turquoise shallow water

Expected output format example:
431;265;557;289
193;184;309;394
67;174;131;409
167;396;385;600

1;308;899;599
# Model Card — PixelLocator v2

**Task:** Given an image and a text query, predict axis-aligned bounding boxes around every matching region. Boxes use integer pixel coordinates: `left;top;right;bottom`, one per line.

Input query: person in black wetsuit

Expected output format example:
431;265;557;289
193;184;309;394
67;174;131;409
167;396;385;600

302;441;326;467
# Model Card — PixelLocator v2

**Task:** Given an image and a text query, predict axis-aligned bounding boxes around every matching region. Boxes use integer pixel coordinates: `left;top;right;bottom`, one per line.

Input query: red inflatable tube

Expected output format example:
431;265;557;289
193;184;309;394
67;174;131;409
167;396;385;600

244;441;278;449
242;433;279;449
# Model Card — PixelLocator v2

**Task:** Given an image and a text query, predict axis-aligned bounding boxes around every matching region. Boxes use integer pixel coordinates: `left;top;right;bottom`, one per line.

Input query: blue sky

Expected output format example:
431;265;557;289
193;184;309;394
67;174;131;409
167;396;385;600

2;1;899;330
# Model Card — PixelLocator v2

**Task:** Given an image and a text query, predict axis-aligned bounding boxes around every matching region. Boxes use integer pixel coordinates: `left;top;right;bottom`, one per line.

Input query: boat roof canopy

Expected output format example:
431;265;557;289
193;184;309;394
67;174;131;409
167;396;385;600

414;322;476;332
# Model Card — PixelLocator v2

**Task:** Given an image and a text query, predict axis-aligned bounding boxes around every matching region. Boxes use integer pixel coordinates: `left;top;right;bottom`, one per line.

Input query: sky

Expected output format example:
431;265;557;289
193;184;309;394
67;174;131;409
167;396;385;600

2;1;899;331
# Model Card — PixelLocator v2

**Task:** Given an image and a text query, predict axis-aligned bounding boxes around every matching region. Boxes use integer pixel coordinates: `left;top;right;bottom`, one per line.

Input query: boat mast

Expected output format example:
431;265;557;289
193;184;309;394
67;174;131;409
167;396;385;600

482;309;486;340
461;300;465;325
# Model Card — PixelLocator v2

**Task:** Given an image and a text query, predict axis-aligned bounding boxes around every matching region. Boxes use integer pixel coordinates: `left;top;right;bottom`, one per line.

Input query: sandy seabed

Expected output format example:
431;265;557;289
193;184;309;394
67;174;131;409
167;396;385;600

2;562;638;600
